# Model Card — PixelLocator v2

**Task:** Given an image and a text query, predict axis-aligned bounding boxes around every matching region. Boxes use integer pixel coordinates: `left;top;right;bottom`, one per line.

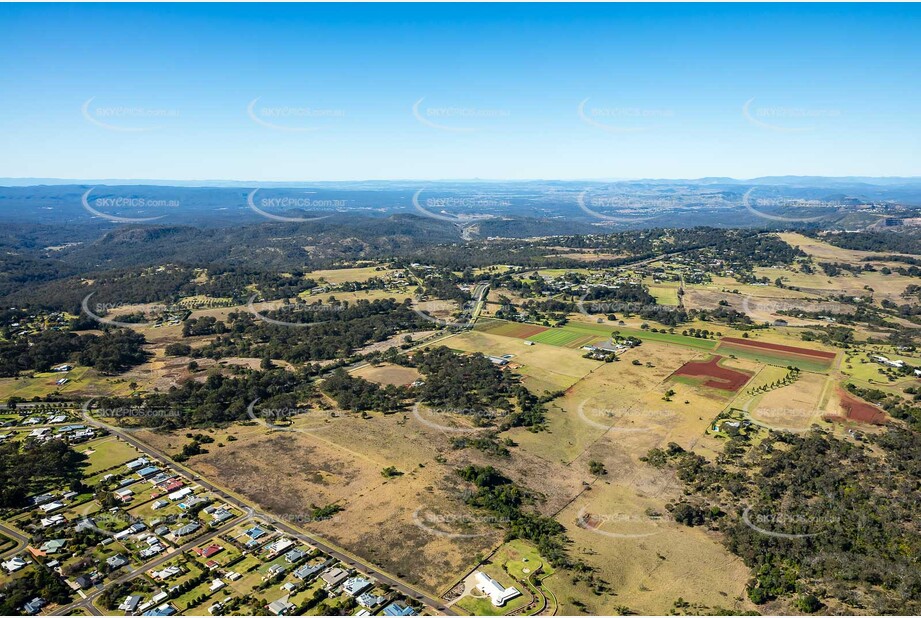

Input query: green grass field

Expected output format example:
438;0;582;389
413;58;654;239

715;341;833;372
528;328;593;347
78;437;141;475
528;320;719;352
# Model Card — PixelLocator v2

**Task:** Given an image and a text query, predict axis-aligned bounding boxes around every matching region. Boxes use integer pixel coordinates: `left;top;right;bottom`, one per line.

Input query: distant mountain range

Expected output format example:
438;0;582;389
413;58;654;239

1;178;919;237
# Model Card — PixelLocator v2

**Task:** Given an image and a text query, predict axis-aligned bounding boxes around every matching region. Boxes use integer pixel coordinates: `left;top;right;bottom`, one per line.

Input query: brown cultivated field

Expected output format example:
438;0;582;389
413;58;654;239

670;355;753;392
716;336;836;371
743;371;831;432
475;319;549;339
827;388;888;425
352;363;422;386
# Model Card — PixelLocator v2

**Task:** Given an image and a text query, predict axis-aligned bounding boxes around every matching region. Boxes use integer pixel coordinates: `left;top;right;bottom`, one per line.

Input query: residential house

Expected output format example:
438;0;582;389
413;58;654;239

37;538;67;555
321;566;349;589
119;595;143;613
106;554;129;570
22;597;46;615
173;522;201;538
474;571;521;607
142;602;177;616
382;602;417;616
267;596;294;616
357;592;386;609
342;576;372;597
2;556;29;573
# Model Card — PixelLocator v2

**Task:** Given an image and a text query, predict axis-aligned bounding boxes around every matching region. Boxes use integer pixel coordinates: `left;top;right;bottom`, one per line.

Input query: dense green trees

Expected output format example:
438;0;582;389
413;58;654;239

0;328;147;376
648;428;921;613
0;438;88;508
193;298;428;363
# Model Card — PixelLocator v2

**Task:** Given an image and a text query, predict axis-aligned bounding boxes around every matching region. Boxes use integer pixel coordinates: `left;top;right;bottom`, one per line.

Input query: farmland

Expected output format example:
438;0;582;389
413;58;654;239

716;336;837;372
3;226;920;617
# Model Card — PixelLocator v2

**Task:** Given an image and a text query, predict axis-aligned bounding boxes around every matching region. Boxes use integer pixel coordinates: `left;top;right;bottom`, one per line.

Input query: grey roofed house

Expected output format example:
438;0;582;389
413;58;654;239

126;457;149;470
357;591;387;608
139;544;164;559
183;495;210;508
320;566;350;588
211;508;233;523
29;493;55;506
106;554;128;569
38;538;67;554
119;594;143;612
292;561;327;580
149;473;171;485
174;521;201;537
267;595;295;616
22;597;46;615
154;525;170;536
283;548;307;563
74;574;96;589
342;576;372;597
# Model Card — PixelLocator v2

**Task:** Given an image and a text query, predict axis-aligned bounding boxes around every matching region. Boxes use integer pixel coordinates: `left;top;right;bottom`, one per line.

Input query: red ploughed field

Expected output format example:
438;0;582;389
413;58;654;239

671;355;752;392
825;389;888;425
719;337;836;360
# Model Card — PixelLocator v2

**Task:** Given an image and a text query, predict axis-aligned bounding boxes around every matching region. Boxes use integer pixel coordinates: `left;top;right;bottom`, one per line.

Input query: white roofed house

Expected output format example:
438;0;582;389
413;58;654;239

474;571;521;607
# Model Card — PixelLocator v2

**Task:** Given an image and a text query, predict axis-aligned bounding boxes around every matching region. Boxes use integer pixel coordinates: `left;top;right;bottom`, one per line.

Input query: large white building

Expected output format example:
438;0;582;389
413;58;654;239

474;571;521;607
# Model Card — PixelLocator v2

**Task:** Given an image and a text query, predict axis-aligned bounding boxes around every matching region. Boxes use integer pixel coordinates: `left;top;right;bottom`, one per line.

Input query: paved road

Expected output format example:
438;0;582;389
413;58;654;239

0;521;29;559
76;409;456;616
54;515;248;615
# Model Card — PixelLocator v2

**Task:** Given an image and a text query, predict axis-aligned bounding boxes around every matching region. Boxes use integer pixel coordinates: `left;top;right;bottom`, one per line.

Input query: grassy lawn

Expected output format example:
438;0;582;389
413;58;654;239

456;541;544;616
305;266;393;284
0;366;92;399
715;341;832;372
646;283;681;306
78;437;141;475
536;320;718;351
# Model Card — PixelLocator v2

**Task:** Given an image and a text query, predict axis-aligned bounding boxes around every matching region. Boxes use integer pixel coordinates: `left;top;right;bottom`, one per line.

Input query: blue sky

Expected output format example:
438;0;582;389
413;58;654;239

1;3;919;181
